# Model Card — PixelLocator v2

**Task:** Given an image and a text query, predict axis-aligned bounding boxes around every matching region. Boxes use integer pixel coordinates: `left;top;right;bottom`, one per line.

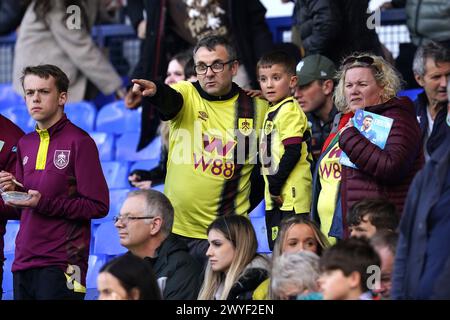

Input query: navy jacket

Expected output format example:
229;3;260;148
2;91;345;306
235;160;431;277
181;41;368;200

414;91;448;157
392;138;450;299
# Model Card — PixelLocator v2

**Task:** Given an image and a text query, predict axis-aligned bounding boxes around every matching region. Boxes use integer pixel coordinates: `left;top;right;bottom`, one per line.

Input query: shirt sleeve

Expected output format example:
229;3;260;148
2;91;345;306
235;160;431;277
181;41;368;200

277;102;307;142
143;81;184;121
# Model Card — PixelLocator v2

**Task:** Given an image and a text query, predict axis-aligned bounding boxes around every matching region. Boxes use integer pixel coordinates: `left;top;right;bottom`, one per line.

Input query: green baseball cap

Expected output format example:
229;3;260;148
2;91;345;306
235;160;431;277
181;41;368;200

296;54;336;86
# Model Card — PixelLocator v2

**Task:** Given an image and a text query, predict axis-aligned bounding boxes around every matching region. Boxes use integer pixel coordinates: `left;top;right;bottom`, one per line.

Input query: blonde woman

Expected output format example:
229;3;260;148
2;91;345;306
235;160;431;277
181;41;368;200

198;215;269;300
253;215;330;300
310;53;424;243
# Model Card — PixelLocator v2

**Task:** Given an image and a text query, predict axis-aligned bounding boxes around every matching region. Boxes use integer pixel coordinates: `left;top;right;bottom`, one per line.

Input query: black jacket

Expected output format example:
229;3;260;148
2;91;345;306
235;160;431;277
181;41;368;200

392;138;450;299
306;104;338;163
145;234;202;300
414;91;449;158
296;0;384;65
0;0;26;35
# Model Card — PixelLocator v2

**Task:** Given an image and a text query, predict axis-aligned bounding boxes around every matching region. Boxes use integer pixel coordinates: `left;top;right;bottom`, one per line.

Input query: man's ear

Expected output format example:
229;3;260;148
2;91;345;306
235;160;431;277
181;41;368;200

59;91;68;106
150;216;163;235
322;79;334;95
231;60;239;76
290;75;298;89
348;271;362;290
414;73;425;87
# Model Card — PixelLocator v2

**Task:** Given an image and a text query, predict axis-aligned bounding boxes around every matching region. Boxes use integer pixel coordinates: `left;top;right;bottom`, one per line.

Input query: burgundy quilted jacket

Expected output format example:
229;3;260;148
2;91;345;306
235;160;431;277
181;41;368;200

339;97;424;237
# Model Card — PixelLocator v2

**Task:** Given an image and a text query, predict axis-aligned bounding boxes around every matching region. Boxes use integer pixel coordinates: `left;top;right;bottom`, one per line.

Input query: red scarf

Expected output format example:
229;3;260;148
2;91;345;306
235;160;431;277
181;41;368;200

321;112;354;153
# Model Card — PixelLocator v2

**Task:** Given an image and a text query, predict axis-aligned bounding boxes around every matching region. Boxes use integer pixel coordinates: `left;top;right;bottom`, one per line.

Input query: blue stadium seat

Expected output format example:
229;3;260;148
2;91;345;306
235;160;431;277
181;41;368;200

2;254;14;300
249;200;265;218
95;101;141;134
93;221;126;256
151;184;165;193
398;88;423;102
85;254;108;300
116;134;161;161
93;188;130;224
65;101;96;132
0;84;23;109
129;158;160;174
90;132;115;161
250;216;271;254
101;161;130;189
1;105;35;133
4;221;20;255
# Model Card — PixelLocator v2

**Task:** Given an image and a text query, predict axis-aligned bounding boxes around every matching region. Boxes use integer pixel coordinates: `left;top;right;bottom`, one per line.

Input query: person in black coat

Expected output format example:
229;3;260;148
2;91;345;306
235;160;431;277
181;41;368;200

392;127;450;299
0;0;27;35
295;0;385;66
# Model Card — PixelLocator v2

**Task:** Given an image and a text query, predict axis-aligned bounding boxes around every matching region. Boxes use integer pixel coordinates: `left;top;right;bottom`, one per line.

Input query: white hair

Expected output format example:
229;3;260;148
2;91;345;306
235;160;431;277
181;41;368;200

271;251;320;298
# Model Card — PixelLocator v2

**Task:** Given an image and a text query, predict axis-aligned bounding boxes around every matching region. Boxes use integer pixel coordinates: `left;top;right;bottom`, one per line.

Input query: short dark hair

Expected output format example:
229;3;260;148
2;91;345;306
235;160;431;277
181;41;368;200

320;238;381;292
347;198;398;232
193;35;237;62
370;230;399;255
413;41;450;77
184;57;196;80
363;115;374;120
257;50;297;76
100;253;161;300
20;64;69;93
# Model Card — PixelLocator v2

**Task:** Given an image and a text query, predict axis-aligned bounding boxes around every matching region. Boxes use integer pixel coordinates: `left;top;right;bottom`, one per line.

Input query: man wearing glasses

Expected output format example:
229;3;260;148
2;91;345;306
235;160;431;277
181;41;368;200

131;35;268;265
114;190;201;300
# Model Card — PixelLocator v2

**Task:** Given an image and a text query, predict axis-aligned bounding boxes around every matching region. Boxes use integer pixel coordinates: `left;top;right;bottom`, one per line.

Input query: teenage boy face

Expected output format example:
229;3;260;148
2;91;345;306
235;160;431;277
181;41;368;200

258;64;297;104
349;214;377;239
23;74;66;130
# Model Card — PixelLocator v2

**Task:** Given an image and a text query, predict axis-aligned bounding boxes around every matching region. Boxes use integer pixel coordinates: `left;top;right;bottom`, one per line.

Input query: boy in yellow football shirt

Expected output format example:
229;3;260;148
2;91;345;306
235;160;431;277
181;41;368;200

257;51;313;250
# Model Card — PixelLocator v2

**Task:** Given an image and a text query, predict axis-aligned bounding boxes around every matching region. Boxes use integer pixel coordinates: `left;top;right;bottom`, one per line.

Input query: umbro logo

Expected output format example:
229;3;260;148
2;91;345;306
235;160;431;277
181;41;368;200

198;111;208;121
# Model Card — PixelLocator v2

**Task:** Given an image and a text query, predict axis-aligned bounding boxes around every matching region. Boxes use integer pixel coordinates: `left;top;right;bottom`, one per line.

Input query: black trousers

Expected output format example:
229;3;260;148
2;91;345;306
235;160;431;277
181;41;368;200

13;266;85;300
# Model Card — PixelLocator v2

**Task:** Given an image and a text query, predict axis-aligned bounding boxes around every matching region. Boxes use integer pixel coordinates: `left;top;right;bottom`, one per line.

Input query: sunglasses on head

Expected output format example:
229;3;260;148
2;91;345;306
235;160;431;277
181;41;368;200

342;55;375;66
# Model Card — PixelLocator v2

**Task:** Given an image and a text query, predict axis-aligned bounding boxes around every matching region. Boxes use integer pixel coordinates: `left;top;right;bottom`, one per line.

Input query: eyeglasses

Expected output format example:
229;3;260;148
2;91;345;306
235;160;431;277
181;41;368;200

194;60;235;75
342;55;375;67
113;215;156;224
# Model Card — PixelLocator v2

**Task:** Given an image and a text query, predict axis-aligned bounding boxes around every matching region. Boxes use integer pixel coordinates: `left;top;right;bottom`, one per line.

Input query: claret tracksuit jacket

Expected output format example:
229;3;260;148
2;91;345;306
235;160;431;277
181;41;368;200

12;115;108;292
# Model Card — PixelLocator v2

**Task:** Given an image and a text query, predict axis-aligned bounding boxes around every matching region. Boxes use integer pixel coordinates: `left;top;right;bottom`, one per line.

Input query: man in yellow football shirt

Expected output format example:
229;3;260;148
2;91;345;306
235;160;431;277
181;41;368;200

130;35;268;265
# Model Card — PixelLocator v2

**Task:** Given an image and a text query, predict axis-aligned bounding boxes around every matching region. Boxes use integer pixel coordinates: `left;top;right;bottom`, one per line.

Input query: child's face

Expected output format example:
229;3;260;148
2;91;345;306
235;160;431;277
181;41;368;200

318;269;359;300
349;214;377;239
258;64;297;104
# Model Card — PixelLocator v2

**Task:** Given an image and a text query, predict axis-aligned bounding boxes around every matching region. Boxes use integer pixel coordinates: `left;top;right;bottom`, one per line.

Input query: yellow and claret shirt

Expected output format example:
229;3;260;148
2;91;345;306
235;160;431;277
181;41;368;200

260;97;312;213
166;81;268;239
316;112;353;244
